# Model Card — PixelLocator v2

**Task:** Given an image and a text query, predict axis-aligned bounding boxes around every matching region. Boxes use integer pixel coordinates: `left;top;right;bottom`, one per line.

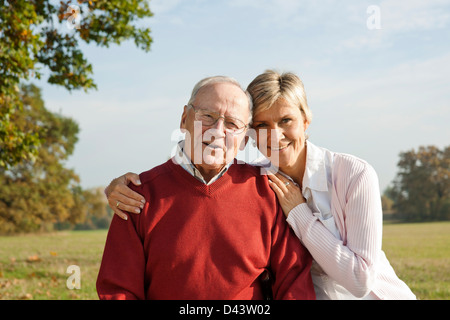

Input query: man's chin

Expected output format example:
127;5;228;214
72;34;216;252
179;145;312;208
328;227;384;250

189;144;236;167
201;154;227;167
202;145;226;162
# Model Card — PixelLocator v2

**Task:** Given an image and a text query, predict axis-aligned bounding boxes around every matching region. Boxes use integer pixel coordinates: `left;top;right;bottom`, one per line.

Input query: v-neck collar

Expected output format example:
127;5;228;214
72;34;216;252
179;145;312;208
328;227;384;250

173;140;233;185
167;158;238;197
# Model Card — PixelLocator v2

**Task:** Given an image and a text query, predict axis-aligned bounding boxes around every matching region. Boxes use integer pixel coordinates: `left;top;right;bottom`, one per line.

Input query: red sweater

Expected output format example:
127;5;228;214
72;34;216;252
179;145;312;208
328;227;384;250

97;159;315;300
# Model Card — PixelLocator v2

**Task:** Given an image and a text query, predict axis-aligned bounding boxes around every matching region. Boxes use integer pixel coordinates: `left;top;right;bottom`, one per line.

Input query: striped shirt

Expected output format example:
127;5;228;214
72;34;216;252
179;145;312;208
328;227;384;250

285;141;416;299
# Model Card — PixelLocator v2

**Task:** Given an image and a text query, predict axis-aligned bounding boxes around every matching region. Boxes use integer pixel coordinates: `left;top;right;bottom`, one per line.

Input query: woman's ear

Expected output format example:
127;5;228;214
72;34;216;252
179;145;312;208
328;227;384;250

304;119;311;132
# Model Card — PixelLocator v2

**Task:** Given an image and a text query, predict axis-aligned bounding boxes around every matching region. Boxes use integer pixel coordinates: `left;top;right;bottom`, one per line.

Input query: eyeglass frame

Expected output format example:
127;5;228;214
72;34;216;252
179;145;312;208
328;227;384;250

186;104;249;135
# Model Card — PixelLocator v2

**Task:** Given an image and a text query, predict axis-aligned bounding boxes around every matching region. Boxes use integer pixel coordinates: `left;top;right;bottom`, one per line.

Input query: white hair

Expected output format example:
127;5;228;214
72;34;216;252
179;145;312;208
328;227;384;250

187;76;253;123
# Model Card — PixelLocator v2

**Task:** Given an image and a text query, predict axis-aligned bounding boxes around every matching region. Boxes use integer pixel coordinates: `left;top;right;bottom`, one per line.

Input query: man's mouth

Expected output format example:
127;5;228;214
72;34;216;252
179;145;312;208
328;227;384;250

203;142;224;149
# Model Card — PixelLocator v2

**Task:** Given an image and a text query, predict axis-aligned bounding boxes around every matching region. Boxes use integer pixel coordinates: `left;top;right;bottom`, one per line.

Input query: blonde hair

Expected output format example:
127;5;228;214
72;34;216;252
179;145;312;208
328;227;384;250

246;70;312;123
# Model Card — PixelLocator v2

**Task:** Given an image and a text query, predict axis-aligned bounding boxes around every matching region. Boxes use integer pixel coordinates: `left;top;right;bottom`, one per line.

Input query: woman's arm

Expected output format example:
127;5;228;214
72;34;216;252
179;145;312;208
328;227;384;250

286;163;383;298
105;172;146;220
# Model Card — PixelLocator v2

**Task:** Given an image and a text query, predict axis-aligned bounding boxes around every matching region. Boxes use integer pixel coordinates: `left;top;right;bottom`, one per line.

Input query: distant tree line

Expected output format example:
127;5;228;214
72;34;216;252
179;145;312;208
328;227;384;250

383;145;450;222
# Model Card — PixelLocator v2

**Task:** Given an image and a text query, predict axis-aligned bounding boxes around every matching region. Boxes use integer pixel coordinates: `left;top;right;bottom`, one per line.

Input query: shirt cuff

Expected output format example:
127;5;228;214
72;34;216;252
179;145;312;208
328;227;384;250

286;203;314;241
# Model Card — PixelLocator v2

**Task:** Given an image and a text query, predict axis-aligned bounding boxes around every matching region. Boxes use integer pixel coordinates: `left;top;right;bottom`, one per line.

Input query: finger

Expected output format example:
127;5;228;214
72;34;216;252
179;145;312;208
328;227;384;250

124;172;142;186
113;209;129;221
108;182;145;206
274;173;297;191
105;172;141;197
108;191;143;214
275;172;300;188
115;199;142;214
118;184;146;204
274;172;289;184
268;179;284;199
268;173;288;191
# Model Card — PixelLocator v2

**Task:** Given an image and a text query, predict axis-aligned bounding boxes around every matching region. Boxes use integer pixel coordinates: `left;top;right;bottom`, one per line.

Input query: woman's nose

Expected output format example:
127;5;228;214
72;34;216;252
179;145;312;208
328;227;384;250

271;127;284;139
270;128;285;146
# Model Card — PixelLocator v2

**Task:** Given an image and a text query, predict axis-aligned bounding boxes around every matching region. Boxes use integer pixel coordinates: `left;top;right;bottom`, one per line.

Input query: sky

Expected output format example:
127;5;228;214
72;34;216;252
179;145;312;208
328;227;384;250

37;0;450;192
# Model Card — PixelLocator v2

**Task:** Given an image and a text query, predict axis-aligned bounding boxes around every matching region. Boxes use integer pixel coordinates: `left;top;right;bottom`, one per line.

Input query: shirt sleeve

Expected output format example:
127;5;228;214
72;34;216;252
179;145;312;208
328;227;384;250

96;213;147;300
269;204;316;300
286;163;382;298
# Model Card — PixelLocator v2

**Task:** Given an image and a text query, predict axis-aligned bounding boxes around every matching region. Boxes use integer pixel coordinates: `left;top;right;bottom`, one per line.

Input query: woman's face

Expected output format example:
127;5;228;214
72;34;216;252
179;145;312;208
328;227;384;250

251;98;310;171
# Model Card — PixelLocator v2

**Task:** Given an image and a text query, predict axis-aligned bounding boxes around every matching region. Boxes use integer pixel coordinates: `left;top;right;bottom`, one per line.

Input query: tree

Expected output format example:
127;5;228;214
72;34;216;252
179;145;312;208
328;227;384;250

0;84;104;234
387;145;450;222
70;186;110;230
0;0;153;167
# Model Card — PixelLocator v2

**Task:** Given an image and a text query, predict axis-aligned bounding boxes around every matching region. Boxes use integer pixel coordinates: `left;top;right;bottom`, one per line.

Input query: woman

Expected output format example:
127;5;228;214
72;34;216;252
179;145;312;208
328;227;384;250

105;70;416;300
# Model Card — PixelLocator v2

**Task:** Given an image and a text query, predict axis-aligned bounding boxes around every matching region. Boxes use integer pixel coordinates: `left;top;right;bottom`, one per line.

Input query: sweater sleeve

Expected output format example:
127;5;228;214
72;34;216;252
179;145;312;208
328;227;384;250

270;205;316;300
286;162;382;298
96;213;147;300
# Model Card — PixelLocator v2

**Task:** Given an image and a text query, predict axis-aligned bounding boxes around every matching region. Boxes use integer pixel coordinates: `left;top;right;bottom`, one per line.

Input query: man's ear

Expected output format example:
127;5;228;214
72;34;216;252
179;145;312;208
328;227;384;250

180;105;188;132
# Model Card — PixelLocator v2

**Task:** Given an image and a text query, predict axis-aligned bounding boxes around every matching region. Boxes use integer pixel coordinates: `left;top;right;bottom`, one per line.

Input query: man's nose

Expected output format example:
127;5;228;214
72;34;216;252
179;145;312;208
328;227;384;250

211;117;226;133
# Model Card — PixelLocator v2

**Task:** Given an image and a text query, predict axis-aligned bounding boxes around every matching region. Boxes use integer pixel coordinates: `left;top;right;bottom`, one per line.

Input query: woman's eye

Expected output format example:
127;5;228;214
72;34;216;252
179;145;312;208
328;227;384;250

254;123;267;128
281;118;292;124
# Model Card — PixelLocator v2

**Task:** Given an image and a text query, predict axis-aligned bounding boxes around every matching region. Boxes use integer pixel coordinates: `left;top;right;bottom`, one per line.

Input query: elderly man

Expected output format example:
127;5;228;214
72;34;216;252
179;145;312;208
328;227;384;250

96;76;315;300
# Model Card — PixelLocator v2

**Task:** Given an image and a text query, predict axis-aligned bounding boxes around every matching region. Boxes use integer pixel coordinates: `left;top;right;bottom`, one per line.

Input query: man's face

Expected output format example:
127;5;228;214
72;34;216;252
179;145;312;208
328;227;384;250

180;82;250;178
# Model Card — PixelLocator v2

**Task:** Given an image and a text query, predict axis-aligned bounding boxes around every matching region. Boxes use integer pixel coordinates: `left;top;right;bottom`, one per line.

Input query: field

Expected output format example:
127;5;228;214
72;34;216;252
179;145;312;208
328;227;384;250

381;221;450;299
0;222;449;300
0;230;106;300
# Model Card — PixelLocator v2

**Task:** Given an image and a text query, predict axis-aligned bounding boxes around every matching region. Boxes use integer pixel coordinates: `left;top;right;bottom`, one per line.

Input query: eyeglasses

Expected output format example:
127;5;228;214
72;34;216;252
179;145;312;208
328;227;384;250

187;104;248;134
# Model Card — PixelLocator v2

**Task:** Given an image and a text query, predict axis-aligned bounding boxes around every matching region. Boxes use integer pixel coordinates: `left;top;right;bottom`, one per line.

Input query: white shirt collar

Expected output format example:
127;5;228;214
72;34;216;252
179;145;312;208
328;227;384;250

302;140;329;192
173;140;232;185
251;140;330;192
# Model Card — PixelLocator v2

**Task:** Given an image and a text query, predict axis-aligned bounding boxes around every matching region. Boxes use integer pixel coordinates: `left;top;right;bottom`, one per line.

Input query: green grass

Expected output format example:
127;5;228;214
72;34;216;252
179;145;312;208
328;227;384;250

0;222;449;300
0;230;107;300
382;221;450;300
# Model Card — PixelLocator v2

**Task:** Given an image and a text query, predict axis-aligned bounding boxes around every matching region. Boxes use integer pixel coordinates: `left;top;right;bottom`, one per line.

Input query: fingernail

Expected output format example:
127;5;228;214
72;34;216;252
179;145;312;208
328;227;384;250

141;199;146;204
123;215;128;220
135;208;141;213
140;203;144;209
136;179;141;185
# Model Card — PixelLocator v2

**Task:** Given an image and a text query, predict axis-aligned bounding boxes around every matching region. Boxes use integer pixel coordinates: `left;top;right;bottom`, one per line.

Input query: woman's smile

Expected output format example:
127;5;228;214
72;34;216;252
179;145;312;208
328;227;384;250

269;142;292;152
252;98;310;174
